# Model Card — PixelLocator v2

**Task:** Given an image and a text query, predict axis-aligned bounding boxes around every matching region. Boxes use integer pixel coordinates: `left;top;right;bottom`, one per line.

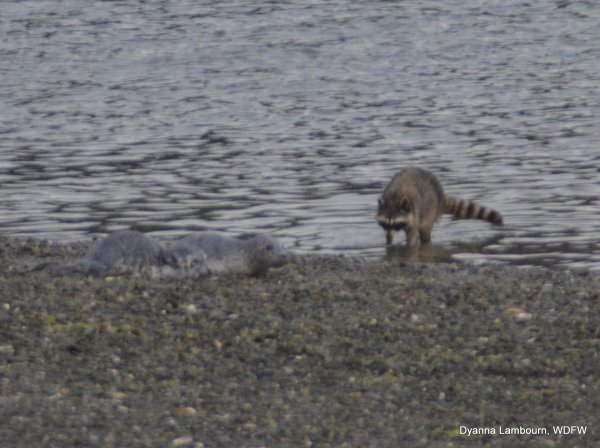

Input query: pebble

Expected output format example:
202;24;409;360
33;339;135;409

176;407;197;417
170;436;194;447
505;307;533;321
0;344;14;355
184;304;198;315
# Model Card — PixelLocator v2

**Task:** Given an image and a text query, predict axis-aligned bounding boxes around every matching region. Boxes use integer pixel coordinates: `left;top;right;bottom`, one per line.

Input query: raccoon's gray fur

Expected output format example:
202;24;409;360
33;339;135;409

376;167;503;247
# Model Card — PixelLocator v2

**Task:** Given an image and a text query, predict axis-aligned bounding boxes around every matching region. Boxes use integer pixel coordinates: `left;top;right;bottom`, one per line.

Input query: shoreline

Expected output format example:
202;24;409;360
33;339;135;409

1;237;599;446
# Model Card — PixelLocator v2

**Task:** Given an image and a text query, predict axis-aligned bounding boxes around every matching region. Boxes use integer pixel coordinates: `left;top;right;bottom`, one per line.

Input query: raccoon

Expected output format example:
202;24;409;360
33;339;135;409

376;167;503;247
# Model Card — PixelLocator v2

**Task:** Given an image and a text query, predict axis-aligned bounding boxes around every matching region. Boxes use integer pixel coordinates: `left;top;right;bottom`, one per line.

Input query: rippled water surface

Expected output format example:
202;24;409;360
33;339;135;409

2;1;599;269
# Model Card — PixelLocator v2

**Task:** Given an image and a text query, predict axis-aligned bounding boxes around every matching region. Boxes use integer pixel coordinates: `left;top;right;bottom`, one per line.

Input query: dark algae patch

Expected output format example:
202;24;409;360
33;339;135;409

1;238;599;447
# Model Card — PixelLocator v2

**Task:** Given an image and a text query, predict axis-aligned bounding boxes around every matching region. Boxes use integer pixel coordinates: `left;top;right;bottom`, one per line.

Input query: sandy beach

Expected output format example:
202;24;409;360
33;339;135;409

1;237;598;447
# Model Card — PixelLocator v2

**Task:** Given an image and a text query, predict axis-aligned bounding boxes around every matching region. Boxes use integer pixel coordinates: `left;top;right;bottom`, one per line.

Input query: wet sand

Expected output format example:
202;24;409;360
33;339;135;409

1;237;598;447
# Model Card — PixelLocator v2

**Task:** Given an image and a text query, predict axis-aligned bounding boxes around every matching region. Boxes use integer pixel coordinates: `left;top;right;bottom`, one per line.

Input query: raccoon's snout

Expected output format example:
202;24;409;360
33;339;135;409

378;221;407;232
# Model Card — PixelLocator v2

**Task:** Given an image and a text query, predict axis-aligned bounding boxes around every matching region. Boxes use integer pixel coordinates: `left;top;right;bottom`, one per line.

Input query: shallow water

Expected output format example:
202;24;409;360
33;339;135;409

1;1;599;269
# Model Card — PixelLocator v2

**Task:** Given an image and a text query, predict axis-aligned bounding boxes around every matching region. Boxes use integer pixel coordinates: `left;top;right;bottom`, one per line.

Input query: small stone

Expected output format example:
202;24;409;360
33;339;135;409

184;304;198;315
337;290;352;300
170;436;194;447
0;344;14;355
111;391;127;400
176;406;197;417
165;417;178;428
410;313;423;323
516;358;532;368
505;307;532;321
515;312;533;322
505;307;524;315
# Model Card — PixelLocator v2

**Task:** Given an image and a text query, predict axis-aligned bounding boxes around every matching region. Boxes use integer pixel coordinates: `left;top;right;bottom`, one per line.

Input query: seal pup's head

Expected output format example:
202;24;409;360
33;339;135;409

243;234;287;275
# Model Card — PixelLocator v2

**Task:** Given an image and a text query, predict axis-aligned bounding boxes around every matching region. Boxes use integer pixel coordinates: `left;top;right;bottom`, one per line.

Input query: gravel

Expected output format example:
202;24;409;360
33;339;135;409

1;237;599;447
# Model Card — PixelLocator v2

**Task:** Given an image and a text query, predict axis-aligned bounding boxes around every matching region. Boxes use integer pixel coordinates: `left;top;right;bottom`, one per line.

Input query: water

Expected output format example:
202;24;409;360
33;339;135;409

1;1;599;269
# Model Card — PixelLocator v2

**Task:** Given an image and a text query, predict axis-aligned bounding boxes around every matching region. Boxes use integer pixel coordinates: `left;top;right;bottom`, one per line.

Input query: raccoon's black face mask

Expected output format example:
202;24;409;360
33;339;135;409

376;197;414;245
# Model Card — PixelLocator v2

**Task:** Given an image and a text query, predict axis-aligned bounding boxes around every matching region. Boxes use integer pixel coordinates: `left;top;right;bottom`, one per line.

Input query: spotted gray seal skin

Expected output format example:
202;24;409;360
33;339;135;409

169;232;287;276
84;230;167;275
39;230;194;277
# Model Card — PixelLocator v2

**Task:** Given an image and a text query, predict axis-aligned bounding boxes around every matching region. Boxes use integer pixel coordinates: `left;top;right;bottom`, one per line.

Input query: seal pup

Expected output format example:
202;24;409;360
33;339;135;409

376;167;503;247
38;231;285;277
169;232;287;276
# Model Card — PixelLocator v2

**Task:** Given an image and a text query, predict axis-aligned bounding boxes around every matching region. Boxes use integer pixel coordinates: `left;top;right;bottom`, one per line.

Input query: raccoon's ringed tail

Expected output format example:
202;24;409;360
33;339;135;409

443;196;503;225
